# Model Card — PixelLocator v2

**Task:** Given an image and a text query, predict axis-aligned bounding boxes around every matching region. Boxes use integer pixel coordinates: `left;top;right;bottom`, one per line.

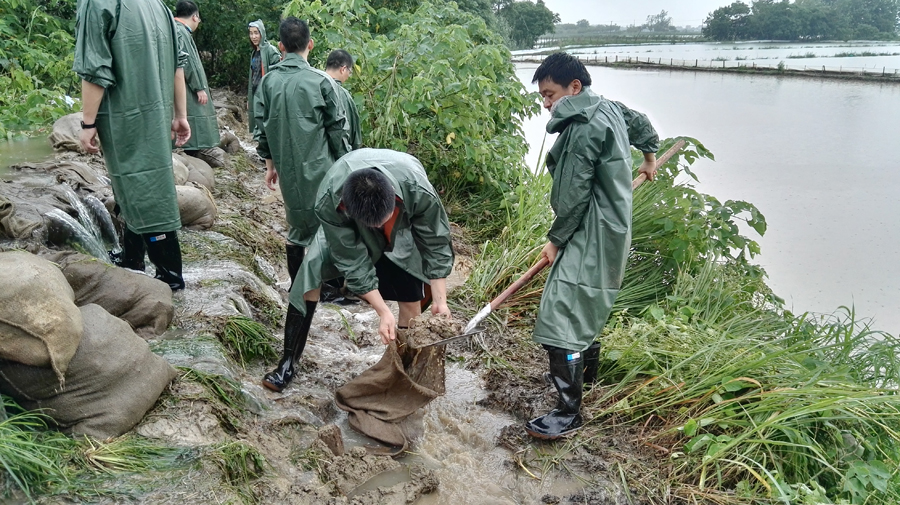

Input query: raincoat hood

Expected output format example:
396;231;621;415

546;87;602;134
249;19;271;48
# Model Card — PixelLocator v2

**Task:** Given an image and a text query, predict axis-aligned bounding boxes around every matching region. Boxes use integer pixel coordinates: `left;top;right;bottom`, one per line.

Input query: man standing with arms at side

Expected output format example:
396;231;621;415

255;17;350;389
324;49;361;150
525;52;659;440
75;0;191;291
173;0;220;156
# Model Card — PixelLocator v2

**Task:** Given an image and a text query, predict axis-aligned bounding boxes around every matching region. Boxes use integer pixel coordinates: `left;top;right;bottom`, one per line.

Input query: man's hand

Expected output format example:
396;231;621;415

431;301;451;317
264;161;278;190
428;278;451;318
80;128;100;154
376;308;397;345
197;90;208;105
171;117;191;147
540;241;560;265
638;152;657;181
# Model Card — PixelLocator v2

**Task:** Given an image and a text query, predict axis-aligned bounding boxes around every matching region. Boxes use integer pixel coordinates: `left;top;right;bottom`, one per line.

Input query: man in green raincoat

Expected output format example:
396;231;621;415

75;0;191;290
173;1;219;153
525;53;659;440
262;148;454;392
247;19;281;136
325;49;362;150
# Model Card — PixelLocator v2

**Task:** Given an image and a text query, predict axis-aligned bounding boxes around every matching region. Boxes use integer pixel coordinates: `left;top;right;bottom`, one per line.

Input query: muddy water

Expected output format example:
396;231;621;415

0;137;54;175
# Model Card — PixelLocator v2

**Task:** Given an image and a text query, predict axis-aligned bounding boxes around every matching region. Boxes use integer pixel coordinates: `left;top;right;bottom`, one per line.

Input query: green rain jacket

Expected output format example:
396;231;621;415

74;0;185;235
288;149;454;315
533;88;659;352
174;21;219;150
247;20;281;135
336;82;362;150
255;53;350;246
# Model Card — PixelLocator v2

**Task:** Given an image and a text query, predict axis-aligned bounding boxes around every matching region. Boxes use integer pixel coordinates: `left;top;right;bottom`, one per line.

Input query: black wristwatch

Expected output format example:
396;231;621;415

81;121;96;129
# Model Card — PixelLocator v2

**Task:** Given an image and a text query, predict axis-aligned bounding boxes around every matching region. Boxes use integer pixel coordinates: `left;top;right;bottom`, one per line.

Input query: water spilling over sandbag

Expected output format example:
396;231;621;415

44;251;174;339
0;251;83;379
176;182;218;230
0;304;177;439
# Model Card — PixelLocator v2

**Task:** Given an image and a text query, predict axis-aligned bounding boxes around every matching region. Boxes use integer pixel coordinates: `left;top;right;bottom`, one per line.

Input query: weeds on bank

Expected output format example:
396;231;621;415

0;397;189;500
177;368;246;432
207;441;268;503
219;315;279;366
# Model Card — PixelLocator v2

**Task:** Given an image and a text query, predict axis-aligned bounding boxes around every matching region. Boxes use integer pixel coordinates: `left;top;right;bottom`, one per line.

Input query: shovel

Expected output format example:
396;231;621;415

419;140;688;349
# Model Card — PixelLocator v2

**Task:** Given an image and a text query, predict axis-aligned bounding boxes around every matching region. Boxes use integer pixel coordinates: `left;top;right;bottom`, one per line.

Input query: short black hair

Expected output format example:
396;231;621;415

326;49;354;70
531;52;592;88
280;17;310;53
341;168;395;227
174;0;198;18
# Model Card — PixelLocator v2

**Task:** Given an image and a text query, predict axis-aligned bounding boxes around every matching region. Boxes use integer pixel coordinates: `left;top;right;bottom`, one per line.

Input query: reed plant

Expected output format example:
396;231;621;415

220;316;279;367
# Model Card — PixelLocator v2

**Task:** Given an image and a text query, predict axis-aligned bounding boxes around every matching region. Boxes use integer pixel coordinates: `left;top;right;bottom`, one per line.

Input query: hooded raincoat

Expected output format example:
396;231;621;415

174;21;220;150
254;53;350;246
288;149;454;315
74;0;186;234
247;20;281;135
336;82;362;150
533;88;659;352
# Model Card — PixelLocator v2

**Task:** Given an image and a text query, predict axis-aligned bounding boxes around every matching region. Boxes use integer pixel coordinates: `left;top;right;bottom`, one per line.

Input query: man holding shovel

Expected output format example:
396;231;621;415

526;52;659;440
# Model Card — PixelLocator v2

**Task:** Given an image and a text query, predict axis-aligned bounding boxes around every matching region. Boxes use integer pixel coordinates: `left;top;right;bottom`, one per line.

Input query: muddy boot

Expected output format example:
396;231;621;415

144;231;185;291
320;278;358;305
583;342;601;386
113;228;146;271
286;243;305;290
263;300;317;392
525;346;584;440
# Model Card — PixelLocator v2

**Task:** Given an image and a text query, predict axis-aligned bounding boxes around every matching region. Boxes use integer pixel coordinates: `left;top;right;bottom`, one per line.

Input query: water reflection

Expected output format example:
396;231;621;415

517;63;900;334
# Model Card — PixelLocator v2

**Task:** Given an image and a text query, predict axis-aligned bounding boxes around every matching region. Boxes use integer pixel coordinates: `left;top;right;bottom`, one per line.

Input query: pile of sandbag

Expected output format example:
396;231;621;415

0;251;176;439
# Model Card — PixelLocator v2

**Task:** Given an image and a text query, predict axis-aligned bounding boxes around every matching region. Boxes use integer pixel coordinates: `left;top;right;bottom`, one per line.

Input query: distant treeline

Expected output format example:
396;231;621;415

704;0;900;41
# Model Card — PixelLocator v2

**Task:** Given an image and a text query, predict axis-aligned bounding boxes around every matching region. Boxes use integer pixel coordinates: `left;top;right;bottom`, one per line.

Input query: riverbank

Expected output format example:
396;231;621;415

513;54;900;83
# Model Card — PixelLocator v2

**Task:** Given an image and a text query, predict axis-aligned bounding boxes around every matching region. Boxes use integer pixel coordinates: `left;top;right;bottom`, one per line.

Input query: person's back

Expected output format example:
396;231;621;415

173;0;219;152
325;49;362;150
255;17;350;249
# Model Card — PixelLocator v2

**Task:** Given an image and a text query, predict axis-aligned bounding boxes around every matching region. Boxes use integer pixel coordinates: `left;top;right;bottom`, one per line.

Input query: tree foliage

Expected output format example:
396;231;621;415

494;0;560;48
703;0;900;40
0;0;79;137
283;0;539;202
645;9;675;32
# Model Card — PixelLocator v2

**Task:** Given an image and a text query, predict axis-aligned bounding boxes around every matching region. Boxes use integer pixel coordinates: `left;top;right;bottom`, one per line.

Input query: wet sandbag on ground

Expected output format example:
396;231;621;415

43;251;174;338
0;304;177;439
0;251;83;380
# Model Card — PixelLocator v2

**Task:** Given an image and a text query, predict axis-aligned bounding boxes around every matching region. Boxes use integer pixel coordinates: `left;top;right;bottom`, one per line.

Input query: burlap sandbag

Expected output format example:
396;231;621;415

196;147;226;168
43;251;174;339
181;154;215;191
0;196;42;240
0;251;83;379
0;304;178;439
49;112;83;153
218;130;241;154
176;182;217;230
334;331;445;453
172;155;189;186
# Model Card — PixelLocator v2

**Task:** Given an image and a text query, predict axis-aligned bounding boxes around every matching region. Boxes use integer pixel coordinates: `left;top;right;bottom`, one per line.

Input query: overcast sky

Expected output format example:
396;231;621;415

541;0;730;27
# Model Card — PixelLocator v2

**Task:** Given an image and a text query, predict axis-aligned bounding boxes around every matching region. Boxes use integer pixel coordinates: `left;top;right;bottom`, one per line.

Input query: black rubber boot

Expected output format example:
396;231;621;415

286;243;305;290
144;231;185;291
319;278;358;305
262;300;317;392
525;346;584;440
583;342;601;386
114;227;147;271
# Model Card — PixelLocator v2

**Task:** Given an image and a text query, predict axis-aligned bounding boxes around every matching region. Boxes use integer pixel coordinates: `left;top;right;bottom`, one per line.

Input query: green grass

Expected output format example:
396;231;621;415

219;315;279;366
206;441;267;504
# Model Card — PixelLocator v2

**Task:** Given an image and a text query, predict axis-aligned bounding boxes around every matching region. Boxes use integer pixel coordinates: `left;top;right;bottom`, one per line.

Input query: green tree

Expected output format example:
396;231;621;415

703;1;752;40
576;19;590;27
496;0;560;48
645;9;674;31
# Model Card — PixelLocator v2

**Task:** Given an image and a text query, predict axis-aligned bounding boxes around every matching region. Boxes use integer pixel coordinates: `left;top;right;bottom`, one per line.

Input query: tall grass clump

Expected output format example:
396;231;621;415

591;261;900;504
219;316;279;367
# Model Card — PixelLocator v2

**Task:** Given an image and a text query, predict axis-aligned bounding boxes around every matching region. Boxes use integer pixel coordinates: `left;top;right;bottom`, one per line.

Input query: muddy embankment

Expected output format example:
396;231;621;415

0;89;647;504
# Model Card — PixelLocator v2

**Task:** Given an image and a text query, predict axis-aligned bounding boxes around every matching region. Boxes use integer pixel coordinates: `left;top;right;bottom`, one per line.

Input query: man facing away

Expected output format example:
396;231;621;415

263;148;454;392
254;17;350;389
173;0;220;155
525;52;660;440
324;49;362;150
75;0;191;290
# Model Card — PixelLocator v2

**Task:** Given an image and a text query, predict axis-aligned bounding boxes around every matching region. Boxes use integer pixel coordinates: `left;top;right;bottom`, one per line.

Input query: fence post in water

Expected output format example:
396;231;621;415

823;65;825;73
695;59;698;67
883;67;886;77
615;55;618;62
723;60;726;68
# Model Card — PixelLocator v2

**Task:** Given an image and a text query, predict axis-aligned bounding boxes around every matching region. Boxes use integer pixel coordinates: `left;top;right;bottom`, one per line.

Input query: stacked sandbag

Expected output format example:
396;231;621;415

176;153;215;191
44;251;174;339
172;155;190;185
0;251;83;380
177;181;217;230
0;304;177;439
196;147;226;168
49;112;84;153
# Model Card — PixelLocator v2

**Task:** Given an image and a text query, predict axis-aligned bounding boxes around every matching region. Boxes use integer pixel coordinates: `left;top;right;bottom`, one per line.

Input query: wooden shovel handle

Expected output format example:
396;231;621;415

632;139;687;190
490;257;550;310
